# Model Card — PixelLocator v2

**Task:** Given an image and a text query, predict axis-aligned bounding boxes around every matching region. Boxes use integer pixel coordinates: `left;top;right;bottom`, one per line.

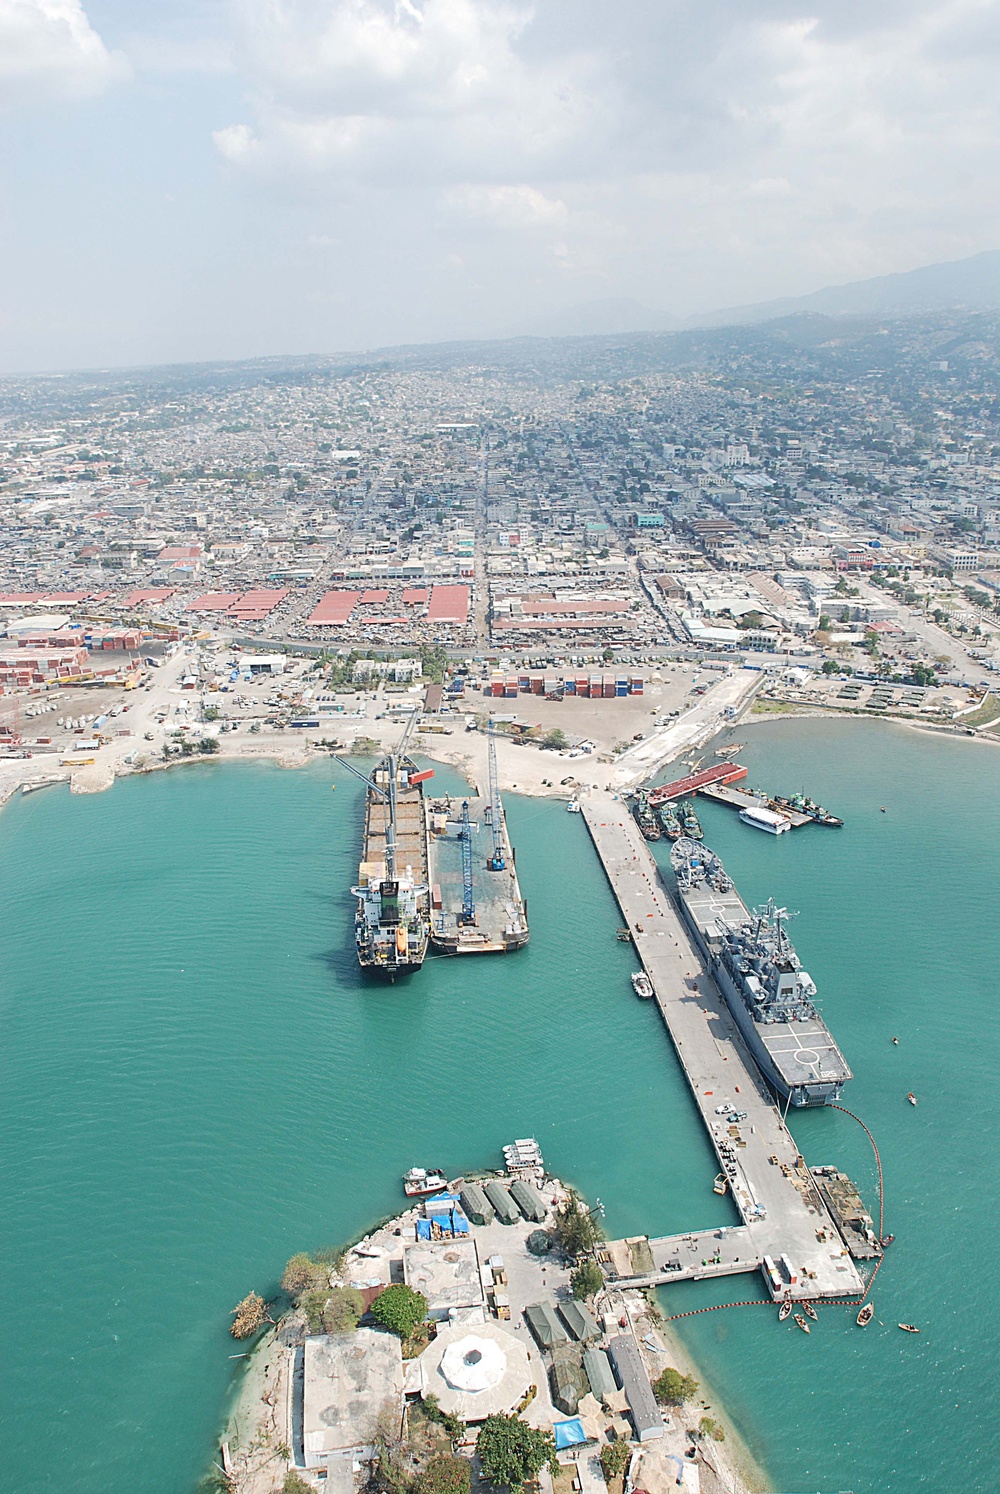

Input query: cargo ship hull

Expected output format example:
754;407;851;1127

354;754;430;977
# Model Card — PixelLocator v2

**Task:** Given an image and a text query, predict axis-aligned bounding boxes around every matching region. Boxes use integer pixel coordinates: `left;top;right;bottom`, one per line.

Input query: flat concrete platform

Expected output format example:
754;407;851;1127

427;794;529;954
601;1225;760;1287
582;793;864;1302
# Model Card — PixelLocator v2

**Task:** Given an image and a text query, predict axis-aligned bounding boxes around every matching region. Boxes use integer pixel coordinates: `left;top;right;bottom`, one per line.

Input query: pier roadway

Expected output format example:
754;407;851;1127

582;795;865;1302
600;1226;760;1288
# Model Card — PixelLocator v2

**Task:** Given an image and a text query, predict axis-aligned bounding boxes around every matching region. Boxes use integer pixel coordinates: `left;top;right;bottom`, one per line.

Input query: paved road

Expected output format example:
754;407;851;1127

582;794;865;1302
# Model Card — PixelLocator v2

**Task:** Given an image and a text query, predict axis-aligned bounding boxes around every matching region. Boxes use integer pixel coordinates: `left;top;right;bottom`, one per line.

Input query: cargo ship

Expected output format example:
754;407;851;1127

669;837;852;1106
342;723;431;978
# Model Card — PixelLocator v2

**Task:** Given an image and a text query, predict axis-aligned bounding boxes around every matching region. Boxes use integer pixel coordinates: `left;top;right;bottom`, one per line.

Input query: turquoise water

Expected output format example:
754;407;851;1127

1;724;997;1492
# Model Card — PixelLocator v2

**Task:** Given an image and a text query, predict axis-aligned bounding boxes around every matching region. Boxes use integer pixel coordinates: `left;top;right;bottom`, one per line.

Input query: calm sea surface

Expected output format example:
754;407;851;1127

1;721;997;1493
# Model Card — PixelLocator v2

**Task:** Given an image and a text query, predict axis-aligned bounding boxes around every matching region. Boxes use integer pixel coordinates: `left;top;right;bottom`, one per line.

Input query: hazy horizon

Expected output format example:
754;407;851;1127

2;0;999;373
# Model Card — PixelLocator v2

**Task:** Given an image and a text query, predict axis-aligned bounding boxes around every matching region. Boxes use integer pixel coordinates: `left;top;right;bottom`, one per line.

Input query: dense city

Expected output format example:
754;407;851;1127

3;308;1000;783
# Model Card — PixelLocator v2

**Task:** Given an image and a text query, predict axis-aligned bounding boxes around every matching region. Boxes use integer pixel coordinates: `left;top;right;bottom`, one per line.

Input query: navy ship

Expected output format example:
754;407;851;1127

339;717;431;978
669;837;852;1106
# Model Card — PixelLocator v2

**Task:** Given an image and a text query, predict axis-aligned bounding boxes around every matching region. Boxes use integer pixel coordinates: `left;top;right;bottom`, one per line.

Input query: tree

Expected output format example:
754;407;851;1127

230;1291;273;1339
817;614;832;633
553;1193;603;1257
569;1260;604;1300
475;1415;558;1490
322;1286;365;1334
282;1253;329;1301
541;728;567;751
284;1474;315;1494
599;1441;631;1482
203;705;220;721
371;1283;428;1339
415;1455;472;1494
652;1368;699;1406
821;659;840;675
198;737;220;754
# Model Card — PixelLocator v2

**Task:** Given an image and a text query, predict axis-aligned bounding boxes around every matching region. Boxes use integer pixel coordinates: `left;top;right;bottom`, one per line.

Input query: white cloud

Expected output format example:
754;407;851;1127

444;184;570;230
209;0;1000;321
0;0;127;101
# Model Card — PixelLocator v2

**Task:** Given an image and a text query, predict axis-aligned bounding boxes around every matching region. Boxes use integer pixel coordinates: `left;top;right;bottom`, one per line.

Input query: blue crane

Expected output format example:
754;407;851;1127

486;719;506;871
458;800;476;924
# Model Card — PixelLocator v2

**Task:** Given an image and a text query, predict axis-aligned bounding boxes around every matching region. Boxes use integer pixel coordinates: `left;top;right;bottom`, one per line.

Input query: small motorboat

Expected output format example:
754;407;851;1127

803;1303;818;1321
402;1166;449;1197
713;1174;728;1196
907;1092;918;1106
566;800;582;813
631;971;654;999
881;1234;895;1247
898;1323;920;1334
794;1315;810;1334
778;1301;792;1322
891;1036;899;1045
857;1303;874;1326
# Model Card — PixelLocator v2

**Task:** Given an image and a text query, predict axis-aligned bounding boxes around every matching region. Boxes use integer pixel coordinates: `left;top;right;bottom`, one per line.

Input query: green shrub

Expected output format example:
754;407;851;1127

371;1284;428;1340
652;1367;699;1406
599;1441;631;1481
569;1260;604;1300
475;1415;557;1490
322;1286;365;1333
414;1455;471;1494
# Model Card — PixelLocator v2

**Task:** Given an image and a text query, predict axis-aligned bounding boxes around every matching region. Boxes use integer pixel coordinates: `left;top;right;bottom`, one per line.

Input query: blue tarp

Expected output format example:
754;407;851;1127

553;1419;587;1450
416;1209;469;1240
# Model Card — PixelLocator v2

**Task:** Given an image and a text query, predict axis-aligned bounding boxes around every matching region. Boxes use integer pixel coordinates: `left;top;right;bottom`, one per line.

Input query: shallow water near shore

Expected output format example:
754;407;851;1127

1;720;998;1492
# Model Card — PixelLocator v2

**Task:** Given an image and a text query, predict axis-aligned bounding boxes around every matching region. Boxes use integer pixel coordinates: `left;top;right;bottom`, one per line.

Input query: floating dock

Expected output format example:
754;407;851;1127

582;794;867;1302
698;782;813;827
426;792;529;955
648;761;747;808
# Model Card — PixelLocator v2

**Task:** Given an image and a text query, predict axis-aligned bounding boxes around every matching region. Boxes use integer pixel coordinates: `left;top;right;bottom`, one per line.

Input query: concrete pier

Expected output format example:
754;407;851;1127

583;794;865;1302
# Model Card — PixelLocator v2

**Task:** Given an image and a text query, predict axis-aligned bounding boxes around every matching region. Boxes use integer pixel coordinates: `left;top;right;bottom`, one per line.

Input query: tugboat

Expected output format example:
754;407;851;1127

658;802;683;840
773;792;843;827
403;1166;449;1197
631;971;654;999
679;801;704;840
632;791;661;841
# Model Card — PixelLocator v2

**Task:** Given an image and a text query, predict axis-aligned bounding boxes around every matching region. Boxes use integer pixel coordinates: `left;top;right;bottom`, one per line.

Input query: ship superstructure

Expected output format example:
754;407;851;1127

340;718;430;978
669;837;852;1106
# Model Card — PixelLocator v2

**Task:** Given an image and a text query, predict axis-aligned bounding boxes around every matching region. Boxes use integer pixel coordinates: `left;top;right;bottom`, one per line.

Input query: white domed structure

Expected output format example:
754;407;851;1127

418;1321;532;1422
440;1335;508;1394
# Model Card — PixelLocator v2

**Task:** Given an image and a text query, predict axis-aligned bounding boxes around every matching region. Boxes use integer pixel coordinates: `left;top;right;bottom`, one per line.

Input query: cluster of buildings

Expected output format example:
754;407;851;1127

3;309;1000;695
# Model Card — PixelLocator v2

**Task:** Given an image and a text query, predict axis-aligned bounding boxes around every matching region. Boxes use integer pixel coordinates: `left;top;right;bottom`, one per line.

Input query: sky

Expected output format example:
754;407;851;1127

1;0;999;372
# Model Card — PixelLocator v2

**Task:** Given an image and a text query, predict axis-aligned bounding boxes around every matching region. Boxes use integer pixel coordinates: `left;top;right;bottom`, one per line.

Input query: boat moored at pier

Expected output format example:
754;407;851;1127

669;837;852;1107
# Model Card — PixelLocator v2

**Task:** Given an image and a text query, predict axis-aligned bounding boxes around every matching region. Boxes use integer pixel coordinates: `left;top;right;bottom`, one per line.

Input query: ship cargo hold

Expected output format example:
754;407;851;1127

669;837;852;1107
344;726;431;978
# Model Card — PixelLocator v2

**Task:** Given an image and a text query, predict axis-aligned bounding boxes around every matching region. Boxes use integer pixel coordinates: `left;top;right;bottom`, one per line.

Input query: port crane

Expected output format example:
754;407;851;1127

484;719;506;871
458;801;476;924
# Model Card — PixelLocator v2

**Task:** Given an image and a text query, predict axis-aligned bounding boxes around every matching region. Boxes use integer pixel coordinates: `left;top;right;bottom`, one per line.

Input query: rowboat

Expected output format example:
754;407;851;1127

794;1314;810;1333
778;1301;792;1322
803;1303;818;1321
898;1322;920;1334
857;1304;874;1326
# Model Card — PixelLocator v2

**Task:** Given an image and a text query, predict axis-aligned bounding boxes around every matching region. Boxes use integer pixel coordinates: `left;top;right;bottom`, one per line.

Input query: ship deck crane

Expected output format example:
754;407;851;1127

485;719;506;871
459;800;476;924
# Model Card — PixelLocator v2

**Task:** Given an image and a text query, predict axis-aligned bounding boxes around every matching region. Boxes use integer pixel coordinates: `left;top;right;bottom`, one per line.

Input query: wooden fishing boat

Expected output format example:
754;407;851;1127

857;1303;874;1326
803;1303;818;1321
898;1322;920;1334
778;1301;792;1322
794;1314;810;1333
